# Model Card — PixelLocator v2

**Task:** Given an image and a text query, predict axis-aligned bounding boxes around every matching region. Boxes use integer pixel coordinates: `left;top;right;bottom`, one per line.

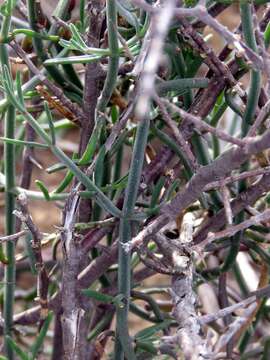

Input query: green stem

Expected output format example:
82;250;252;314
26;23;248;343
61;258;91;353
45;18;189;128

228;3;262;275
3;106;16;360
240;2;261;136
0;4;16;358
87;0;121;157
2;71;122;218
98;0;119;113
26;0;79;94
115;116;150;359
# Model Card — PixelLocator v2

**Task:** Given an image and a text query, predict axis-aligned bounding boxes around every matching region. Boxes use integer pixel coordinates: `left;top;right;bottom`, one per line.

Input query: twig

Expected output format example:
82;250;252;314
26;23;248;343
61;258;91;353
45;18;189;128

10;41;85;126
154;95;198;172
60;190;88;359
221;185;233;225
161;97;246;147
14;193;49;329
199;296;256;325
81;0;105;151
132;1;264;70
135;0;176;118
129;128;270;251
194;172;270;246
214;302;257;354
247;98;270;137
0;230;28;243
169;212;212;359
204;166;270;191
202;209;270;246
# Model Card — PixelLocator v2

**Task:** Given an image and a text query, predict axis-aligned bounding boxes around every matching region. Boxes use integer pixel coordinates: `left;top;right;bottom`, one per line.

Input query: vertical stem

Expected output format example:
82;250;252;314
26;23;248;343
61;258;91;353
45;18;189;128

26;0;79;93
3;105;16;360
240;2;261;135
223;3;263;279
97;0;119;113
115;117;150;359
0;5;16;358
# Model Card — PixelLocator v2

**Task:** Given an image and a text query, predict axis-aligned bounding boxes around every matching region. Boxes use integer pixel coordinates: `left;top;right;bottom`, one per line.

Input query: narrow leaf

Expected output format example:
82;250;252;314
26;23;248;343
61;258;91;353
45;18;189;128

82;289;114;303
135;320;172;340
35;180;50;201
5;337;29;360
30;312;53;359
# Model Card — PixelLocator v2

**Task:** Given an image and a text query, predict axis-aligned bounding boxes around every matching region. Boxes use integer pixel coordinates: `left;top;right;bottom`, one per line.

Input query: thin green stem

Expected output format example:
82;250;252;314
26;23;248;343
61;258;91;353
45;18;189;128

0;3;16;358
97;0;119;113
26;0;79;94
82;3;119;167
0;48;71;113
3;106;16;360
2;70;122;218
115;115;150;359
240;2;261;136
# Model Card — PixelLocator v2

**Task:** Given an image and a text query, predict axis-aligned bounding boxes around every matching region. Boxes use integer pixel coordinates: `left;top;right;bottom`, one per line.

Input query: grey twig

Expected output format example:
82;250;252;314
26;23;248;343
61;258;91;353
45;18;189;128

200;209;270;246
204;166;270;191
168;212;212;359
154;94;199;172
134;0;176;119
0;230;28;243
129;128;270;250
162;97;246;147
14;193;49;328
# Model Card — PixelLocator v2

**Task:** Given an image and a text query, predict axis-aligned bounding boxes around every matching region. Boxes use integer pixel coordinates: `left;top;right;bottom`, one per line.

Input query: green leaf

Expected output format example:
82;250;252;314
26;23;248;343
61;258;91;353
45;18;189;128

46;162;67;174
135;320;172;341
82;289;114;303
150;176;166;208
156;78;209;96
5;336;29;360
44;101;56;145
44;55;104;66
0;0;17;16
79;132;98;166
30;312;53;359
54;170;74;194
111;105;119;124
94;146;106;186
0;137;49;149
15;72;24;108
135;340;158;355
69;23;87;48
35;180;50;201
264;21;270;49
116;1;139;32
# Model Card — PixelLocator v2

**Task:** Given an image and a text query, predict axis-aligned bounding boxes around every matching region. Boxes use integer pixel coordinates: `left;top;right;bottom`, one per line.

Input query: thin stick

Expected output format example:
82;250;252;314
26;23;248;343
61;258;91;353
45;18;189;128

204;166;270;191
221;185;233;225
14;193;49;329
10;41;85;126
0;230;28;243
202;209;270;245
0;4;16;358
154;95;199;172
161;97;246;147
